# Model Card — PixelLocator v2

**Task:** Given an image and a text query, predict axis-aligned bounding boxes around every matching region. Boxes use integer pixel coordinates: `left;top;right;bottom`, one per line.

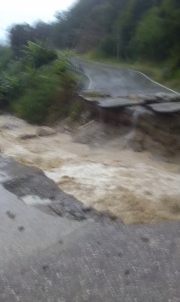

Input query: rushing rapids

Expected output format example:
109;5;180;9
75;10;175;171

0;114;180;224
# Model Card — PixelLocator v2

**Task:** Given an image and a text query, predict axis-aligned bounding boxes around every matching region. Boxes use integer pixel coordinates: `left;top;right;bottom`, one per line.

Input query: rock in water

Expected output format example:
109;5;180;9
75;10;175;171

36;127;57;137
19;134;37;140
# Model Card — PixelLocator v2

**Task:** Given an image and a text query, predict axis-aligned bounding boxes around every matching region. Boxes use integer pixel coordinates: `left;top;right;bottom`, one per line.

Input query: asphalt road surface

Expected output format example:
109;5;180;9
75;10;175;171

0;157;180;301
0;60;180;301
74;59;180;112
74;59;177;97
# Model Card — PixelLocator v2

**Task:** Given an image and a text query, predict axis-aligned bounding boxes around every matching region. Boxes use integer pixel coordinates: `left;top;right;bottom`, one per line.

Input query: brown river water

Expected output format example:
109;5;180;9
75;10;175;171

0;114;180;224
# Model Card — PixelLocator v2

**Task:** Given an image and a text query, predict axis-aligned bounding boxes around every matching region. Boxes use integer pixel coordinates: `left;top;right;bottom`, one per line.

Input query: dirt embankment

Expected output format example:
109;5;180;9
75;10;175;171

78;94;180;157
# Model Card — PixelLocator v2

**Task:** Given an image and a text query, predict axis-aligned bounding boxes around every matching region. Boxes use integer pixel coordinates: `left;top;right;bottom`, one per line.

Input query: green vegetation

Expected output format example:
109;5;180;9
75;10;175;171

0;42;79;124
6;0;180;90
81;90;110;98
0;0;180;124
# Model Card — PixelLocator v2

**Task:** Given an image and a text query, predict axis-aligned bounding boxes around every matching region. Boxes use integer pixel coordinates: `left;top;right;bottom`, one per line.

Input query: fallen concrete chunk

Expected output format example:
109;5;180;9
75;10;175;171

147;101;180;113
36;126;57;137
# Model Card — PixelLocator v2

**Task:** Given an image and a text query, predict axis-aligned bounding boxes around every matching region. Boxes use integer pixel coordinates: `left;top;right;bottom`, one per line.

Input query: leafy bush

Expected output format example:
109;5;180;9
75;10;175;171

13;68;59;123
0;42;79;123
13;61;78;124
0;46;14;70
0;74;21;107
23;41;58;68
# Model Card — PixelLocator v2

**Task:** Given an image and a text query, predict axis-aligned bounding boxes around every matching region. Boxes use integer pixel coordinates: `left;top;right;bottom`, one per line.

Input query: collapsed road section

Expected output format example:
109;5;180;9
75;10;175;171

71;59;180;156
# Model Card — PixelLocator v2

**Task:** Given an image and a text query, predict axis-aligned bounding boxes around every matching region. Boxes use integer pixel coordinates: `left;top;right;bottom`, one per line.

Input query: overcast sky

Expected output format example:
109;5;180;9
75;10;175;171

0;0;75;42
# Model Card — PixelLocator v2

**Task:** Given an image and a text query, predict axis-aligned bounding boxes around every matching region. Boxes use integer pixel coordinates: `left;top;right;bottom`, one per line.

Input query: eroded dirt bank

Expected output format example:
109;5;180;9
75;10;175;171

0;114;180;224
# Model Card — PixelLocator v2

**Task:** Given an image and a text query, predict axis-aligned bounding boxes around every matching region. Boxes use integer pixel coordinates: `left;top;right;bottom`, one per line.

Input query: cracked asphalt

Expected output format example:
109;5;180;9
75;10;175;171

0;156;180;301
0;60;180;301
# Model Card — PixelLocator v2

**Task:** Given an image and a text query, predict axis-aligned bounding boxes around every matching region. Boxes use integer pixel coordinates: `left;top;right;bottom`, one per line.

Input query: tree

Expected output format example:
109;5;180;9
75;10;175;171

7;0;180;67
131;7;167;61
9;24;35;55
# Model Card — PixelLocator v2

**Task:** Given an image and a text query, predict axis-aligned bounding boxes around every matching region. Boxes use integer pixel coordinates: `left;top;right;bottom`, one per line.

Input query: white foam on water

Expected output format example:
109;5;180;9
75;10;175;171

1;114;180;224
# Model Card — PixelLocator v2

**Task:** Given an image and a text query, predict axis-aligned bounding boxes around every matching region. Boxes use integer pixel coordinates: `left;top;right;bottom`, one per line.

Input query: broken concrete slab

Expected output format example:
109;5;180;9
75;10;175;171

147;101;180;113
80;92;180;110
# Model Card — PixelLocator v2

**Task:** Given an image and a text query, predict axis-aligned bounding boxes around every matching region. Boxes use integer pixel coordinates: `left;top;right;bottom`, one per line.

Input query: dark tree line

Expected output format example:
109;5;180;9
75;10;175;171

9;0;180;68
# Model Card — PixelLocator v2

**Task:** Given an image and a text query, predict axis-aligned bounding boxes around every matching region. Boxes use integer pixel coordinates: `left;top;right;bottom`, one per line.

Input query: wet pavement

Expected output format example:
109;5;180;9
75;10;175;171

75;59;180;113
0;60;180;300
0;156;180;301
74;59;174;97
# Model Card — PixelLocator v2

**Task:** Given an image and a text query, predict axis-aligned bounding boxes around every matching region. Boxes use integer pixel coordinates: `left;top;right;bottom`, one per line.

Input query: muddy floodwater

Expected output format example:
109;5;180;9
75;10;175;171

0;114;180;224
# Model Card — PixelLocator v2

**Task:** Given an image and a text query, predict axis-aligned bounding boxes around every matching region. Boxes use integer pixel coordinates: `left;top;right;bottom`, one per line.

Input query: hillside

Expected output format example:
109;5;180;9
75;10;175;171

8;0;180;69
